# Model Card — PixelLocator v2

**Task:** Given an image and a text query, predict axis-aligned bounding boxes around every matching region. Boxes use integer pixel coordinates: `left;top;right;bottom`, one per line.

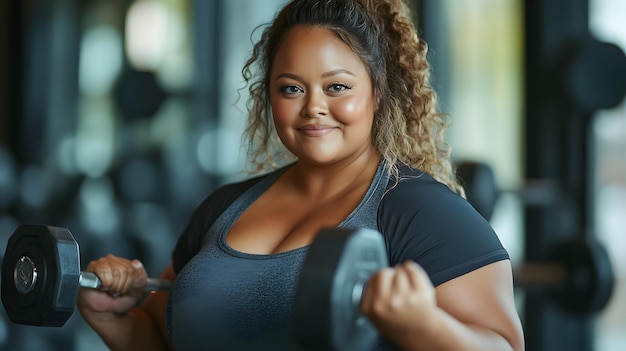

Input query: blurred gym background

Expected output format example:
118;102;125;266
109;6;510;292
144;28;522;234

0;0;624;350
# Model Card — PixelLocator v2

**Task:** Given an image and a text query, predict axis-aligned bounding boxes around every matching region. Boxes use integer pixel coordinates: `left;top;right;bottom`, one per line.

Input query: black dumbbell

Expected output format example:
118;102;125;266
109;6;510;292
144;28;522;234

1;225;171;327
2;224;388;350
514;237;614;315
456;160;560;221
294;227;388;351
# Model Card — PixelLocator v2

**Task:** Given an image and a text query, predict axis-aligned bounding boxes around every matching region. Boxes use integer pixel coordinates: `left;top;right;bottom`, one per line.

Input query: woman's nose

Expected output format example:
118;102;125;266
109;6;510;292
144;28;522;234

301;91;328;118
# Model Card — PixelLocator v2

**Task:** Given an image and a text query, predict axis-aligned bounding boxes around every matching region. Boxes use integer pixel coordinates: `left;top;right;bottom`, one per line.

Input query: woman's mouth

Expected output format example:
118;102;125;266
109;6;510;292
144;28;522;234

297;124;337;137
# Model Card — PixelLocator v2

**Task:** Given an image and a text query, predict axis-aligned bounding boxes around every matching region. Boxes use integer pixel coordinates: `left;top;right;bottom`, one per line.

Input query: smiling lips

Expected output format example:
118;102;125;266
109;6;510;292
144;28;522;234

297;124;337;137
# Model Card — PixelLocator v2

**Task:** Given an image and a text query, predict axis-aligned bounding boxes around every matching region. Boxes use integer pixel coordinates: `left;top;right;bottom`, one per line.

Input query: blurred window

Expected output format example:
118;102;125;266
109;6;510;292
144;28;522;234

424;0;525;268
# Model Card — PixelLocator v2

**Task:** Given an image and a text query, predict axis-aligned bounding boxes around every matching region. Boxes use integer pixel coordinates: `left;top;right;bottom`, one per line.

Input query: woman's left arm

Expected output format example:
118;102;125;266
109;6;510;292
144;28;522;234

362;260;525;351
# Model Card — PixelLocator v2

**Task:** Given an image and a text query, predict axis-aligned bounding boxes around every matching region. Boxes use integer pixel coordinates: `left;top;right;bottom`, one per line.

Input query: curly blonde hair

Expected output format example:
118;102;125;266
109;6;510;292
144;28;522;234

241;0;464;196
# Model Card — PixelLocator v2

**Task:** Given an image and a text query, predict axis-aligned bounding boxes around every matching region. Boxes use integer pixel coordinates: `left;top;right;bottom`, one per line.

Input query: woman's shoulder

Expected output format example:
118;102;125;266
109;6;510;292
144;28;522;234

379;164;492;237
378;165;507;285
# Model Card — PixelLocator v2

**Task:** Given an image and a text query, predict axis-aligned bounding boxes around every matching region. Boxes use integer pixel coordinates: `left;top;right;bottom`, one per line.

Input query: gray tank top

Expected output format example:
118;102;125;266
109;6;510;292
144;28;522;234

167;163;389;350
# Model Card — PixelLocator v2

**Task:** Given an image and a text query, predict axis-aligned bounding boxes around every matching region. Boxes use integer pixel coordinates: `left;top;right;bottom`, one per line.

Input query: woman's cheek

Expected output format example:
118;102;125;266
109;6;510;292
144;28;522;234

271;100;295;127
334;95;375;124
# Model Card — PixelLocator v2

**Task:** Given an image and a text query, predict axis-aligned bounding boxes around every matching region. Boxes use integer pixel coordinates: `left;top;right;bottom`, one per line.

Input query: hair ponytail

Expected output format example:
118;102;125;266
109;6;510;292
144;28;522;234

360;0;465;196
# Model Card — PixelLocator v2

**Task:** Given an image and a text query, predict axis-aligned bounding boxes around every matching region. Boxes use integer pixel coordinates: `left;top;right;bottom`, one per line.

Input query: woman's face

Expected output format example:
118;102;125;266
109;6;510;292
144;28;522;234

269;25;377;166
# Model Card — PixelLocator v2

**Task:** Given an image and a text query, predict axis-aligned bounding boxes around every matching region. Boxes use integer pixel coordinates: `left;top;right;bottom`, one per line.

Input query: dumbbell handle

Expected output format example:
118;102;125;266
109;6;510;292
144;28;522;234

514;262;567;288
79;272;172;291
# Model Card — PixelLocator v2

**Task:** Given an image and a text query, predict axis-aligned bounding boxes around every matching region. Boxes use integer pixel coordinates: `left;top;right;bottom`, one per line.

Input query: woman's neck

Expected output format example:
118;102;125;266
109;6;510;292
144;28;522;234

283;150;382;201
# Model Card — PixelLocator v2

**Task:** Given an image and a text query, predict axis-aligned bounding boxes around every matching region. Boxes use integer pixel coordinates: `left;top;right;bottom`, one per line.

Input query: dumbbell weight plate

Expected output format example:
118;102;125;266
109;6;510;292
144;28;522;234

548;238;614;314
294;228;388;351
1;225;81;326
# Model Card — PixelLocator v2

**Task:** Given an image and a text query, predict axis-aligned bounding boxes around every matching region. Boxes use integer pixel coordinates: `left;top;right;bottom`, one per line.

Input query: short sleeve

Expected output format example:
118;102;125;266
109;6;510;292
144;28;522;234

378;171;509;287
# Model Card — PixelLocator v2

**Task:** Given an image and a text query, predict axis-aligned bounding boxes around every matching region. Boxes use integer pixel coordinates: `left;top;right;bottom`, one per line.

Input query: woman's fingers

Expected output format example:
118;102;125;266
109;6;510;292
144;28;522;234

86;254;147;296
360;260;437;337
78;256;148;316
399;261;436;300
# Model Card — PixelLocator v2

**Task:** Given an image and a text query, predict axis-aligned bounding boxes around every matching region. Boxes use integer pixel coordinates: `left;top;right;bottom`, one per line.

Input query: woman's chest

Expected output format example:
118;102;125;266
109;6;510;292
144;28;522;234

226;187;368;254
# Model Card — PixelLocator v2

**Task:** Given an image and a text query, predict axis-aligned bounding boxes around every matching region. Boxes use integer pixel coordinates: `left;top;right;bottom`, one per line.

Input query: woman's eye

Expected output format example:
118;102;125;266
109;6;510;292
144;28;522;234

328;83;351;92
280;85;303;94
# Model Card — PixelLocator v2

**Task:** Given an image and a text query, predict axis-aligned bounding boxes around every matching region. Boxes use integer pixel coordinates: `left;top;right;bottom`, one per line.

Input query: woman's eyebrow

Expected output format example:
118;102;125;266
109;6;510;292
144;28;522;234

273;69;356;81
322;68;356;78
274;73;302;81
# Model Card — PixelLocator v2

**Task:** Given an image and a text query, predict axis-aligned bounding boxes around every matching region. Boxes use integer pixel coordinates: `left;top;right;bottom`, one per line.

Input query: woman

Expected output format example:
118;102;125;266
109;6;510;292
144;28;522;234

77;0;525;350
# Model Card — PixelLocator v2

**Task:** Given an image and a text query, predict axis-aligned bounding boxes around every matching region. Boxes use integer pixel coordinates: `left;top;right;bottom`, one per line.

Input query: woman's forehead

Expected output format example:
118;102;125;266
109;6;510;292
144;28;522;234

270;25;369;78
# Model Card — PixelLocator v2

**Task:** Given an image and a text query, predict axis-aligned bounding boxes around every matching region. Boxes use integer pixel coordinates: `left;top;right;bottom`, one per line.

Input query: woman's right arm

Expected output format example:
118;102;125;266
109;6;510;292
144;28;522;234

77;256;176;351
